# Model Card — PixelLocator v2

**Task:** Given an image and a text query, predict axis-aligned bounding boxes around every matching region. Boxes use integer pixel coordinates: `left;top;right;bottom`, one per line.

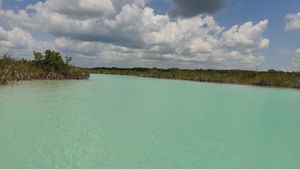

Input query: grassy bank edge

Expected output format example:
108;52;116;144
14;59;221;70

90;68;300;89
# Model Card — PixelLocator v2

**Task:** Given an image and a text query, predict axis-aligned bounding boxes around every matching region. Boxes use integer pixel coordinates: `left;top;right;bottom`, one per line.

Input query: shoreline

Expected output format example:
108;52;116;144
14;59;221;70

93;73;300;91
0;70;89;85
90;68;300;89
2;71;300;90
0;51;89;85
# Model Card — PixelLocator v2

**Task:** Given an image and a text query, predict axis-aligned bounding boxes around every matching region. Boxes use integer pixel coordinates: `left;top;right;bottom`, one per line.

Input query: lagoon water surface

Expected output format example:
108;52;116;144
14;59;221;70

0;74;300;169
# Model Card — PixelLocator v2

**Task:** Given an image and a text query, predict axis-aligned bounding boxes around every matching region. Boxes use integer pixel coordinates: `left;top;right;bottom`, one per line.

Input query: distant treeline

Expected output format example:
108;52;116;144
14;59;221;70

2;51;300;89
0;50;89;85
91;67;300;89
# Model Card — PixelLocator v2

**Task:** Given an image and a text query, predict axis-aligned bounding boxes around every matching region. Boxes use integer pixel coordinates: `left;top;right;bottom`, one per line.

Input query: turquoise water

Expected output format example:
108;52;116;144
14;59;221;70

0;74;300;169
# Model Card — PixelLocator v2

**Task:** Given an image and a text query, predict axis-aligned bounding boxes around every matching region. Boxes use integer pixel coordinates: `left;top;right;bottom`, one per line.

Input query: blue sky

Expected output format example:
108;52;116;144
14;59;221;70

1;0;300;70
152;0;300;69
216;0;300;69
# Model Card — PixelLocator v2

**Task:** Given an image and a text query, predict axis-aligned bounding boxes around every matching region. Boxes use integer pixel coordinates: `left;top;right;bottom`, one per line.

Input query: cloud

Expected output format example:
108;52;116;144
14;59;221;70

0;0;269;69
1;0;148;48
52;14;269;69
43;0;116;19
0;25;53;58
291;48;300;68
222;20;269;50
0;26;8;41
168;0;227;18
0;26;33;49
285;12;300;31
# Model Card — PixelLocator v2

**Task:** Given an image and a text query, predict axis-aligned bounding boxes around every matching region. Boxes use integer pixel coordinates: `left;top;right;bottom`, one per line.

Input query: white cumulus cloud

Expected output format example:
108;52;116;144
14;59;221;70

0;25;53;58
291;48;300;68
285;12;300;31
222;20;269;50
0;0;270;69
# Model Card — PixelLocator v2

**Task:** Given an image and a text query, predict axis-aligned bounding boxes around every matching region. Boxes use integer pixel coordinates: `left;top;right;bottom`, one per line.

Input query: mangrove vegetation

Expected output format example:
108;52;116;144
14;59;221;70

2;50;300;89
0;50;89;85
91;68;300;89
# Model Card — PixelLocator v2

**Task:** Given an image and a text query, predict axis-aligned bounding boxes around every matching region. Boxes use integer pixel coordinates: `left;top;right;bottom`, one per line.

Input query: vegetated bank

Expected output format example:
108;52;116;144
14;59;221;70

0;50;89;85
91;67;300;89
2;50;300;89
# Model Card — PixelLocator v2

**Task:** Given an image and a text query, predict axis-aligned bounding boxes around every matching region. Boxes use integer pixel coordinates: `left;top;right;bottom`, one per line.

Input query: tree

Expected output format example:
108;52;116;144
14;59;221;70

33;50;66;73
44;50;65;72
34;51;44;62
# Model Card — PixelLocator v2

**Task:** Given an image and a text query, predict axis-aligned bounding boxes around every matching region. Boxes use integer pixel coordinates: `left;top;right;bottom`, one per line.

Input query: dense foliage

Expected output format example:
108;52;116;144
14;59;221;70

2;50;300;89
0;50;89;85
91;68;300;89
